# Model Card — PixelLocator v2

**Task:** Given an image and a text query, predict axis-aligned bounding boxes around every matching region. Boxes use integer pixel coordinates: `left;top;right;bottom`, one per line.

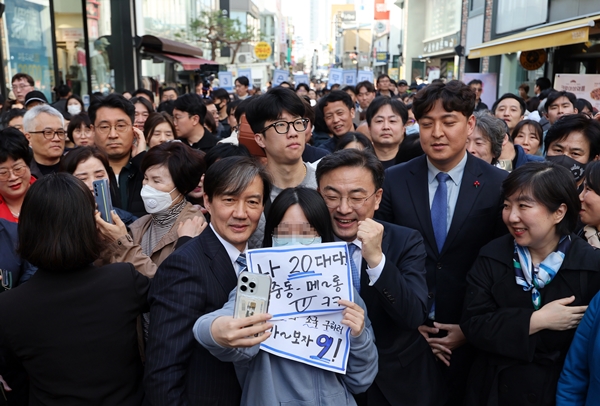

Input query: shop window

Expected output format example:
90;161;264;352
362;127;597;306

54;0;88;97
87;0;113;94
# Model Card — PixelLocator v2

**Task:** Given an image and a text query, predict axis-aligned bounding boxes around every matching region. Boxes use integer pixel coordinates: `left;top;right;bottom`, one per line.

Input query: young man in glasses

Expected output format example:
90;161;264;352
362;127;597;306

22;105;66;178
88;94;147;217
11;73;35;106
244;87;318;247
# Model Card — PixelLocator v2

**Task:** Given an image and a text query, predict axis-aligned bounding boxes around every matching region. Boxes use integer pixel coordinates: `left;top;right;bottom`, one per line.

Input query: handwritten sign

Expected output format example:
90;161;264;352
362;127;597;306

219;71;233;92
261;311;351;374
342;70;357;86
272;69;290;87
247;242;353;319
294;74;309;86
357;70;374;84
328;69;343;88
237;68;252;87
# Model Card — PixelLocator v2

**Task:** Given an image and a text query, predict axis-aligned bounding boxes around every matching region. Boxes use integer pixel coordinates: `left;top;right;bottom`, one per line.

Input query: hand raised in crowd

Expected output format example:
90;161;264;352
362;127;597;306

131;127;147;157
177;216;207;238
95;210;128;243
357;218;383;268
529;296;588;334
338;299;366;337
0;374;11;392
211;313;273;348
418;323;466;367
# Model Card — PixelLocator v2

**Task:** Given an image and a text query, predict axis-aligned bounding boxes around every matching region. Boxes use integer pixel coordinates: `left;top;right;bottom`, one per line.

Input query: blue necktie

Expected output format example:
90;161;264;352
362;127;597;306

236;253;247;274
431;172;451;252
348;243;361;293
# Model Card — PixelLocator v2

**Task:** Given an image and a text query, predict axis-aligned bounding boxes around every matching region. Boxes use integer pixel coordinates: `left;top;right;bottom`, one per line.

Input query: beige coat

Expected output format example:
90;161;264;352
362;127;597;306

97;203;205;277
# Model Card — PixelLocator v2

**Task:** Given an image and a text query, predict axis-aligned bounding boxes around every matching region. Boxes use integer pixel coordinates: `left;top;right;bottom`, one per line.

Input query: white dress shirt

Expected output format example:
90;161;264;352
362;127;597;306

210;224;247;275
335;236;386;286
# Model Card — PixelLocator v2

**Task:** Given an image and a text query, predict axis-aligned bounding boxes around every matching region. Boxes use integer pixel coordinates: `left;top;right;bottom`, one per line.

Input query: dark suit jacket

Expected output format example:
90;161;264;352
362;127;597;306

0;263;149;406
144;226;242;406
360;221;447;406
376;153;508;324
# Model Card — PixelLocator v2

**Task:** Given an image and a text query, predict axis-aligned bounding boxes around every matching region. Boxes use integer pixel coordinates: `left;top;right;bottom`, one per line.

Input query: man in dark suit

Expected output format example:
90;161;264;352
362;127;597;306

316;149;446;405
375;81;507;405
144;156;271;406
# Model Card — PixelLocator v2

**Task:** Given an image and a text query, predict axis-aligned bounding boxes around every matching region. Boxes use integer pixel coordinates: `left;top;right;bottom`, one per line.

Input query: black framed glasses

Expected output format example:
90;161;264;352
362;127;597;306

29;129;66;140
261;118;308;134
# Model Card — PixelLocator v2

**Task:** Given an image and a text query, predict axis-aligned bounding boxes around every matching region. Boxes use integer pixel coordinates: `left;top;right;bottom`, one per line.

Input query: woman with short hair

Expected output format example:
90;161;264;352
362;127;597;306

143;112;176;148
0;128;35;222
66;113;94;147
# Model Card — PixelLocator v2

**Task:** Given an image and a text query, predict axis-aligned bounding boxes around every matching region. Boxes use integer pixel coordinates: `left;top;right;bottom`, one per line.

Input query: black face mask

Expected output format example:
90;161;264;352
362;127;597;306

546;154;587;181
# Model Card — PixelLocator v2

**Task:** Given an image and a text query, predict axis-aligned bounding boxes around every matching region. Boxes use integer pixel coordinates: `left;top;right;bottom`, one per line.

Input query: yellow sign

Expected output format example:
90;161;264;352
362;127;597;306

254;42;272;60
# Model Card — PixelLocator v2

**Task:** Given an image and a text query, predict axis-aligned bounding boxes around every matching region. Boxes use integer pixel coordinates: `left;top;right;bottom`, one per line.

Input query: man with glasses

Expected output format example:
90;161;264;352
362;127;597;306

88;94;146;217
244;87;317;247
22;105;66;178
316;149;440;405
173;93;217;153
468;79;488;112
11;73;35;106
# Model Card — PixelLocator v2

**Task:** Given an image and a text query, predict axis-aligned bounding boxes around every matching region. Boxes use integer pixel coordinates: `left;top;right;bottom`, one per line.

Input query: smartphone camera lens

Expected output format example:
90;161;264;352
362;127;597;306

241;276;248;283
249;282;256;289
240;285;247;292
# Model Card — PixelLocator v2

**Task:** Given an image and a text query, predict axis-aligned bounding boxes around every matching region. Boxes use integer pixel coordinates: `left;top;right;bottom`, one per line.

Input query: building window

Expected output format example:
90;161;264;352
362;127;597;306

469;0;485;16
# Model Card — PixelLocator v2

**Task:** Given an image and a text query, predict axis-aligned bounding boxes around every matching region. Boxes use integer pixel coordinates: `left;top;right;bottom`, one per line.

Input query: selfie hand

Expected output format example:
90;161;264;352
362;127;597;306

211;314;273;348
95;210;127;242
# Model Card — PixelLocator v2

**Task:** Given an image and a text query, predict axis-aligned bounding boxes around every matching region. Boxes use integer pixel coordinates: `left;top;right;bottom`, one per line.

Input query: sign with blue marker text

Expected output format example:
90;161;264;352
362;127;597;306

261;311;351;374
328;69;343;88
294;74;309;86
272;69;290;86
342;70;357;86
237;68;252;87
219;71;233;91
247;242;353;319
357;70;374;84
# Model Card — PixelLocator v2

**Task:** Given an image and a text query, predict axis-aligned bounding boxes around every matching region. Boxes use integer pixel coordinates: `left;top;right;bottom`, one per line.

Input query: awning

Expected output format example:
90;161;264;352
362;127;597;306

163;53;218;69
141;35;205;57
468;14;600;59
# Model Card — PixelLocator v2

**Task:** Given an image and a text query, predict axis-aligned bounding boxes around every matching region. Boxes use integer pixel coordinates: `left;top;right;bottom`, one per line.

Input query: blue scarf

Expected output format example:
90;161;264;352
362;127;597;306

513;235;571;310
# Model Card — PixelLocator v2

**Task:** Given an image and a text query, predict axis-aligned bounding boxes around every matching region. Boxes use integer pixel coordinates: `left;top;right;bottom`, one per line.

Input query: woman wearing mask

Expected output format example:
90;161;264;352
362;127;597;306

460;162;600;405
66;114;94;147
66;95;85;116
95;141;207;277
195;187;378;405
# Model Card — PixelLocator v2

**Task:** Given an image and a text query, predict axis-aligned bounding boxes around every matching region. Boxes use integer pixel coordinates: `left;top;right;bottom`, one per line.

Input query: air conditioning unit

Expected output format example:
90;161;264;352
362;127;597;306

236;52;253;64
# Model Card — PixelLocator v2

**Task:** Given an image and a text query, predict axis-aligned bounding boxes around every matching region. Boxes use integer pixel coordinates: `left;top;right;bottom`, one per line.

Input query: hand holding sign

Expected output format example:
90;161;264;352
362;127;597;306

338;299;365;337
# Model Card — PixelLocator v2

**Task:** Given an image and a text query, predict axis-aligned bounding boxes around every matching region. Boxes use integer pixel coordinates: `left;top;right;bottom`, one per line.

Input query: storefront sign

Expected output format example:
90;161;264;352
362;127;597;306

423;33;459;56
254;42;272;60
374;0;390;20
376;52;388;63
339;11;356;23
519;49;547;71
554;74;600;110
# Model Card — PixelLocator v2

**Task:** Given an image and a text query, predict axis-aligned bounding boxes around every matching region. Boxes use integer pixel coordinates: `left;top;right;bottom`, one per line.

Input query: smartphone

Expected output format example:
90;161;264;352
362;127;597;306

234;271;271;325
93;179;113;224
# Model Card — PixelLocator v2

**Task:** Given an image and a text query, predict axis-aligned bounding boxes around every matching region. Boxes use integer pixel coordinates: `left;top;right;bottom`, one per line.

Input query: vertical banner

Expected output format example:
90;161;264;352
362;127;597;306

462;73;498;110
357;71;374;84
237;68;253;87
219;71;234;92
272;69;290;87
328;68;343;88
294;74;310;86
342;70;357;86
374;0;390;20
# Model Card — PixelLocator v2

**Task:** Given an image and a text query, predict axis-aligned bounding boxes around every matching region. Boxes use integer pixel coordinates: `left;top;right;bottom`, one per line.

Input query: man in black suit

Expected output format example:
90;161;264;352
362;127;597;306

375;81;507;405
144;156;271;406
316;149;446;405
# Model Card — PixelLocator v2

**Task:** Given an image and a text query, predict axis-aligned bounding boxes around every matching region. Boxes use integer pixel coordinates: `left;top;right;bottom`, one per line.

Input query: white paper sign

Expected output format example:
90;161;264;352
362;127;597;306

272;69;290;87
357;70;374;84
554;74;600;111
237;68;252;87
328;69;343;88
247;242;353;319
261;311;351;374
219;72;233;92
294;74;309;86
342;70;357;86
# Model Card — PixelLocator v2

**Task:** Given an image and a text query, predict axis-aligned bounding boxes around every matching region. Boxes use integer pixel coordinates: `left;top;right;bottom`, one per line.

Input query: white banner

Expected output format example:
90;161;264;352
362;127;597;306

272;69;290;87
218;72;233;92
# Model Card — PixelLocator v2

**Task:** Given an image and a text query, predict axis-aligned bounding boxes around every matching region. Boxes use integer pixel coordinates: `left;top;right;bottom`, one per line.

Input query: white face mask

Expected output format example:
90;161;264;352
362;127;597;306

140;185;178;214
67;104;82;116
405;123;419;136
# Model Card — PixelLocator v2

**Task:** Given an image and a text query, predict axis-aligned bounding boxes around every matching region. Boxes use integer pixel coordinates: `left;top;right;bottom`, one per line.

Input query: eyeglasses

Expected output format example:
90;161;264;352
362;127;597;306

261;118;308;134
11;84;32;91
173;114;191;123
95;123;131;136
322;191;377;209
0;164;28;181
29;129;66;140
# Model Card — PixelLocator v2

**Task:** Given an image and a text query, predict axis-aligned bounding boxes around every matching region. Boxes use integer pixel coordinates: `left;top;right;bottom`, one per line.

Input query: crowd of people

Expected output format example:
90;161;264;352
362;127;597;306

1;70;600;406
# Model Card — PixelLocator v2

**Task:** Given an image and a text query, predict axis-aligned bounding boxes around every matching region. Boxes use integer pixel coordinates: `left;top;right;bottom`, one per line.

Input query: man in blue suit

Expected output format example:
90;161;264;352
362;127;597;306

316;149;446;405
144;157;271;406
375;81;507;405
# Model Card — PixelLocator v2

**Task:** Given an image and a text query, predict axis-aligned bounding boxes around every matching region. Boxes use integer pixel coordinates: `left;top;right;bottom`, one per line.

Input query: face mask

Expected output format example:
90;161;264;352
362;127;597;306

68;104;82;116
546;154;586;181
272;236;322;247
140;185;178;214
405;123;419;136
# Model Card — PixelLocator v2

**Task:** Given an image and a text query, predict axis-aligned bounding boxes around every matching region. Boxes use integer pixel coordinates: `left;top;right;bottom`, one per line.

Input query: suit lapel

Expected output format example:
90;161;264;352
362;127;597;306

407;157;438;253
201;227;238;293
443;154;483;254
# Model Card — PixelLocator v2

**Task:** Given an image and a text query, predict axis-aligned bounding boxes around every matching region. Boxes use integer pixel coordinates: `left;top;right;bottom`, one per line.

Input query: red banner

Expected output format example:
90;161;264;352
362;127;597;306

374;0;389;20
